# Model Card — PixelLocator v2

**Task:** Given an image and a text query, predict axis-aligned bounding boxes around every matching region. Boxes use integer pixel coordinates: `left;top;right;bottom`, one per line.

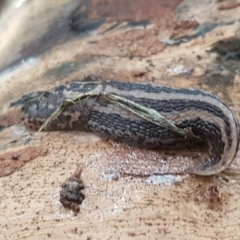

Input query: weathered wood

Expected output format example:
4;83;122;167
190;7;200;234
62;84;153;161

1;0;240;239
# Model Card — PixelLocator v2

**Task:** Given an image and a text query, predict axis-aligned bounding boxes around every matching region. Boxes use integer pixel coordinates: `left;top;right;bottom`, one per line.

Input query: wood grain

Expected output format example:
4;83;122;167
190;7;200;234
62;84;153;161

1;0;240;239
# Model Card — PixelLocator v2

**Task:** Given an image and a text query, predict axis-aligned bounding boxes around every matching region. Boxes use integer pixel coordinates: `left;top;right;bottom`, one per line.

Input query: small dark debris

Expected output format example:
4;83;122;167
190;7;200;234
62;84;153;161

133;72;146;78
60;166;85;215
11;155;19;161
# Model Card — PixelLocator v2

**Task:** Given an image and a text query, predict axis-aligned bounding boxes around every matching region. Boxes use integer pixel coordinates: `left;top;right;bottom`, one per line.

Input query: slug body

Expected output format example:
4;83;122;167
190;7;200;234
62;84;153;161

22;76;240;175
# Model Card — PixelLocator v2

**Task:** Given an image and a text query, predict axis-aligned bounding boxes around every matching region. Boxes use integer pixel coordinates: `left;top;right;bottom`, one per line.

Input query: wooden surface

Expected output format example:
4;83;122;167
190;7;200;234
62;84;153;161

1;0;240;239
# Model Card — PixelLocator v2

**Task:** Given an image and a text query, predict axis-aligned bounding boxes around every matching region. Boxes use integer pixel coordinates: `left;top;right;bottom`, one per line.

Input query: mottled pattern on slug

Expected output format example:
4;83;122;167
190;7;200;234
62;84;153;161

21;76;240;176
